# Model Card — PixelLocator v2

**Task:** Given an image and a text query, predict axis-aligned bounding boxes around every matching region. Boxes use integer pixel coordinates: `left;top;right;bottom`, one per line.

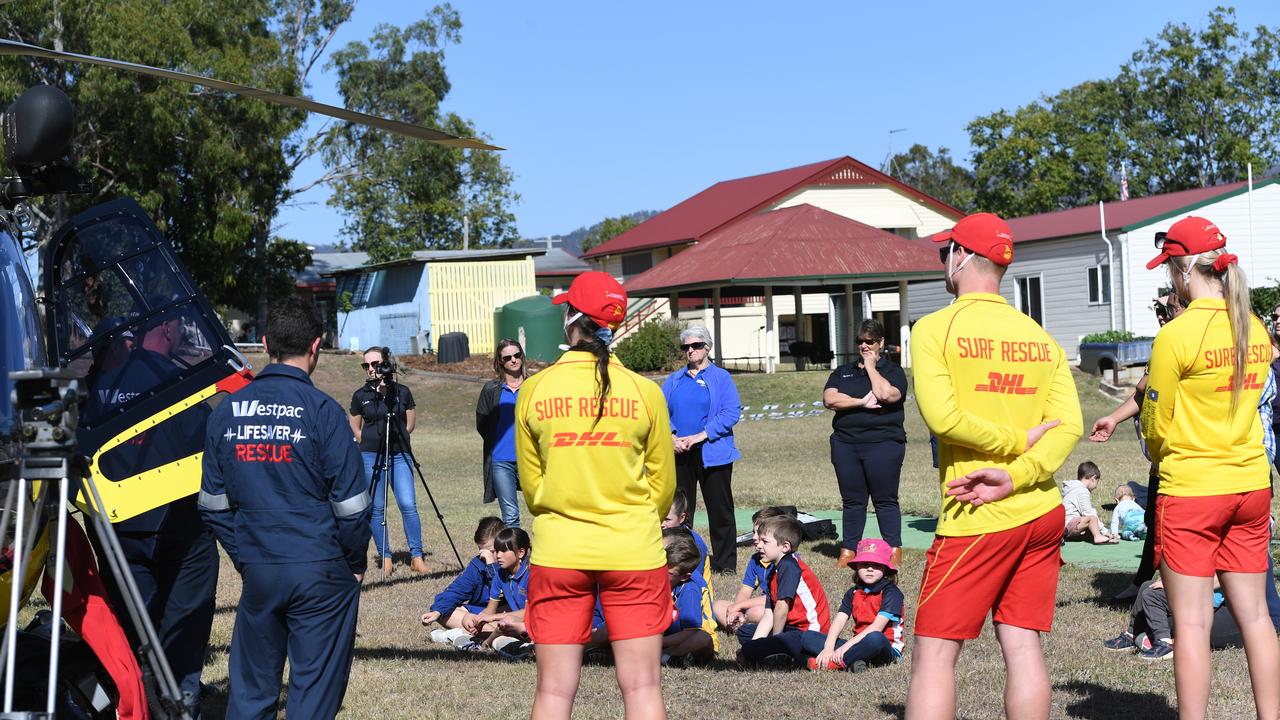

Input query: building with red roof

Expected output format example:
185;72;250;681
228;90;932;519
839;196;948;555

593;156;964;370
907;178;1280;363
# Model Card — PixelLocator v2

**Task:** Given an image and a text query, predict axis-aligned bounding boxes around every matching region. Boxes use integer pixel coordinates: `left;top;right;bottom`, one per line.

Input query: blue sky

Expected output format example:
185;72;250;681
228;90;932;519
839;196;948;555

275;1;1277;245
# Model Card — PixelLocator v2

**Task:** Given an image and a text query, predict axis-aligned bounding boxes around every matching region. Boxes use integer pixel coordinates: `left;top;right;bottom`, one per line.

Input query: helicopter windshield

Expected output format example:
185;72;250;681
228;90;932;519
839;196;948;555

44;199;241;458
0;226;45;479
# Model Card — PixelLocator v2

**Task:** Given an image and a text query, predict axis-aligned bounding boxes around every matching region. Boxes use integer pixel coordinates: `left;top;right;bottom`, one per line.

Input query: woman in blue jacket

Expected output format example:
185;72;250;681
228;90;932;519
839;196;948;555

662;325;742;575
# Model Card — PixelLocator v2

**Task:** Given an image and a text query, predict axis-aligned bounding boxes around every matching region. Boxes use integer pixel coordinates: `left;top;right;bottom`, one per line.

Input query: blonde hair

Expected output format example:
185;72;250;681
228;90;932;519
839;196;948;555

1115;485;1135;501
1171;249;1252;413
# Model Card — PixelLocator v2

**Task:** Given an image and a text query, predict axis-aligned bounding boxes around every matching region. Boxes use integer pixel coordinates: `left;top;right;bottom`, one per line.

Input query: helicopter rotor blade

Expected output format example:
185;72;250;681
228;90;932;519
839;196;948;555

0;38;503;151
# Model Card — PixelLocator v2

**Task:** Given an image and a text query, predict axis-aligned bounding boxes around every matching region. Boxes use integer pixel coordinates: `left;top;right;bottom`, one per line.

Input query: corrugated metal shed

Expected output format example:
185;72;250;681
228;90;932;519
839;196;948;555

624;204;941;296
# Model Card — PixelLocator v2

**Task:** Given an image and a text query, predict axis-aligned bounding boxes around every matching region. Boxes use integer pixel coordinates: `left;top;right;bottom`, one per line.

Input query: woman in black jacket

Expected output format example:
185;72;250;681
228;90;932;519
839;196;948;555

476;338;527;527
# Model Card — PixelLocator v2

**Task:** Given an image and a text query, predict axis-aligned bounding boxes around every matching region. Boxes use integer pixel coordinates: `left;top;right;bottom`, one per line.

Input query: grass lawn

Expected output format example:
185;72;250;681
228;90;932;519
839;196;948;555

192;354;1271;719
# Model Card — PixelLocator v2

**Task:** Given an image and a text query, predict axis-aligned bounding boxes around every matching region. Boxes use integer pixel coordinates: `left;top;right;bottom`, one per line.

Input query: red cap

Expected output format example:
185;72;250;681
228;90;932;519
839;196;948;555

552;271;628;330
931;212;1015;266
1145;216;1227;270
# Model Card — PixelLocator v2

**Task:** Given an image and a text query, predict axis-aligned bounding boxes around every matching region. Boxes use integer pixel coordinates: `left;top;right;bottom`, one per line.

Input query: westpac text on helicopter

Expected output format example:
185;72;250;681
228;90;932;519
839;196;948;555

230;399;305;419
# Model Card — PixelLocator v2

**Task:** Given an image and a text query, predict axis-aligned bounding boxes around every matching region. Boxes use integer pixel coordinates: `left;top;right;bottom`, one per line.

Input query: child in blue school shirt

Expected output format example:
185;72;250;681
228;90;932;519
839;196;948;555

714;506;790;630
422;517;505;643
662;528;717;666
662;490;712;583
462;527;532;652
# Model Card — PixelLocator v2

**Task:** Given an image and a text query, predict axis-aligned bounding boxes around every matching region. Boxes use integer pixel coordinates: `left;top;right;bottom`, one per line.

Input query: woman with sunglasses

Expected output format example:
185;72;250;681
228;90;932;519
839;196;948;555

348;347;426;576
822;318;908;569
476;338;528;528
661;325;742;575
1141;216;1278;719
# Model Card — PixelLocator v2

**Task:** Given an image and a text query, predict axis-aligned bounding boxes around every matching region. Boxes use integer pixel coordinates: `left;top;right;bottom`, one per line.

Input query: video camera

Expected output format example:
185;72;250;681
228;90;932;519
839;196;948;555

0;85;90;207
368;346;395;378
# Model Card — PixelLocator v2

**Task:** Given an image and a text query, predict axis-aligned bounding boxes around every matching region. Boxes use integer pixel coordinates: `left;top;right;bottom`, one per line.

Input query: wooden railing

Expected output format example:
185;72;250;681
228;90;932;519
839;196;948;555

611;297;669;345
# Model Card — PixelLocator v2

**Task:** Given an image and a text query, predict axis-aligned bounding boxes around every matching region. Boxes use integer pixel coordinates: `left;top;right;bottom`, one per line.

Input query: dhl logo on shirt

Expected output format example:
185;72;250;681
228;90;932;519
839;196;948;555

550;431;633;448
974;372;1038;395
1214;372;1263;393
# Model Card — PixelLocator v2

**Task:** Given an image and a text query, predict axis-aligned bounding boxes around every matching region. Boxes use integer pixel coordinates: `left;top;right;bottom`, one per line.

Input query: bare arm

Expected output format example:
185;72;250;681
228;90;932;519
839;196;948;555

404;408;416;434
348;413;362;443
823;387;867;411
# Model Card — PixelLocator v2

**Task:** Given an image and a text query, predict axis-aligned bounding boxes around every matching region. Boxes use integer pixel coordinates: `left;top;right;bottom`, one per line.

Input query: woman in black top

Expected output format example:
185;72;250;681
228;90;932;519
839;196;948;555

348;347;425;576
822;319;908;568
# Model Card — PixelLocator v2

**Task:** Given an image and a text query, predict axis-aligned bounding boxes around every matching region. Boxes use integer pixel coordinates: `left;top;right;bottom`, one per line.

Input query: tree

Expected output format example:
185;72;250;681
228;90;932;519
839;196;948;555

1117;7;1280;193
0;0;309;314
965;7;1280;218
580;215;640;253
885;144;977;213
322;5;518;262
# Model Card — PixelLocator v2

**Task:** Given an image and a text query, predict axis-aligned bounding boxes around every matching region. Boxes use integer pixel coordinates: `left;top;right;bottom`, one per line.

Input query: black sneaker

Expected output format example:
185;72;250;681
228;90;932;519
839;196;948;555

849;660;868;673
1138;641;1174;660
1103;633;1137;652
760;652;796;669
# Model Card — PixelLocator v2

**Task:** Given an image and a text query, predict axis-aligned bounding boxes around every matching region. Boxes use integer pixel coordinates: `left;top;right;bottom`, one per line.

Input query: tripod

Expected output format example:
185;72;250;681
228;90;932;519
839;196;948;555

0;369;189;720
367;372;462;579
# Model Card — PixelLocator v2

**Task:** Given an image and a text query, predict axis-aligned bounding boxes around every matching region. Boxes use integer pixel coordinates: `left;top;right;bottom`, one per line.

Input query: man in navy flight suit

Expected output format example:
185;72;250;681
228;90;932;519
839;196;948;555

199;296;371;720
84;303;217;719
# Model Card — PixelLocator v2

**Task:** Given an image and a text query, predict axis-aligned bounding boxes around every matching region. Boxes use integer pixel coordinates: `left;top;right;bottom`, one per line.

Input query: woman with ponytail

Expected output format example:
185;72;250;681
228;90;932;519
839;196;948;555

514;271;676;719
1142;216;1278;719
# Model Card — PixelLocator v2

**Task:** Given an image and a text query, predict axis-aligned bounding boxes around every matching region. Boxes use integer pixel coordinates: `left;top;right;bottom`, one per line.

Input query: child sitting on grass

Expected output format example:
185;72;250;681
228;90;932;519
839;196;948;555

808;538;905;672
714;506;789;630
1062;461;1117;544
1109;485;1147;541
422;516;504;643
735;515;830;668
660;527;717;666
460;527;532;657
662;490;711;583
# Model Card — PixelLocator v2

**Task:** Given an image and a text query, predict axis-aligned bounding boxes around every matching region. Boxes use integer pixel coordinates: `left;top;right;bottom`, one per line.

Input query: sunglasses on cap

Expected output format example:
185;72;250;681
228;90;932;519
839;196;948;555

680;342;707;351
1153;232;1189;255
501;351;523;362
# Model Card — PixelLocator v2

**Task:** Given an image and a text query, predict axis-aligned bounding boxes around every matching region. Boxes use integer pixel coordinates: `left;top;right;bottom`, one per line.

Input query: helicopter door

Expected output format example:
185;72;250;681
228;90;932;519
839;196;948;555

44;197;252;523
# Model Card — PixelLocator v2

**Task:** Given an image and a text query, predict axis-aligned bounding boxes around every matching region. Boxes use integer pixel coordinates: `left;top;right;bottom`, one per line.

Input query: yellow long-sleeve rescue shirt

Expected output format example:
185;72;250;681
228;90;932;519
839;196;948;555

516;351;677;571
1140;298;1270;497
910;292;1083;536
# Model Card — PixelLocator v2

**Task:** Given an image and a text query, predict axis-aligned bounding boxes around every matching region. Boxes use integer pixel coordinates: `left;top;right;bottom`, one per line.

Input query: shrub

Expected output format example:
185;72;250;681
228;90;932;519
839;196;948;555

614;318;682;372
1081;330;1153;343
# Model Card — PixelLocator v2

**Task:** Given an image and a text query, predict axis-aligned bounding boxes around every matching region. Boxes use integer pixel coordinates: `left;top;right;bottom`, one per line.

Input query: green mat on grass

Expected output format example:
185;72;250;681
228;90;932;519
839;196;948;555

693;508;1142;572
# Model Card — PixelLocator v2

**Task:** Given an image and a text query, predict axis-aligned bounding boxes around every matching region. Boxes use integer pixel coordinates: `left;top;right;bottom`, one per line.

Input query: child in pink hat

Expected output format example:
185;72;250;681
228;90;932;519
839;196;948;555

807;538;907;672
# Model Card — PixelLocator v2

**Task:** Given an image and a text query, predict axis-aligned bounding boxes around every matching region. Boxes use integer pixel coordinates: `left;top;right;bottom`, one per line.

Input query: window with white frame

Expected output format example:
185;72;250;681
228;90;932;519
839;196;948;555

1087;264;1111;304
1015;275;1044;326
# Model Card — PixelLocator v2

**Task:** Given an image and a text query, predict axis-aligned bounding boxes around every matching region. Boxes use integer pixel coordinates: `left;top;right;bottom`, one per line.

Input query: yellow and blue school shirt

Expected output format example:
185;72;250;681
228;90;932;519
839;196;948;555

684;523;712;584
431;554;499;617
489;558;531;612
740;551;772;591
1141;298;1271;497
667;572;719;652
910;292;1083;536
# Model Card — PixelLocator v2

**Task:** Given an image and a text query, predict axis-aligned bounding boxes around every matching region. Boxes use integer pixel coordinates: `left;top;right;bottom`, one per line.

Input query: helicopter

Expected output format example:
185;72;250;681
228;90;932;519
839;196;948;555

0;36;499;720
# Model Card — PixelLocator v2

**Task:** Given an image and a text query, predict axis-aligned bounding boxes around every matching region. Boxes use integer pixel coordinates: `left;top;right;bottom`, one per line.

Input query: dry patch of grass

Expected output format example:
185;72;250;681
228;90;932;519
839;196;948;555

194;357;1268;719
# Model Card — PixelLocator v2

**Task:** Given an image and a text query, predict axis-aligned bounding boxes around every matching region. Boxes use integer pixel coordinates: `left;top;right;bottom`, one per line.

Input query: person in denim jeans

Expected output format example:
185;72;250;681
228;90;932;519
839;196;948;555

476;338;527;527
349;347;426;576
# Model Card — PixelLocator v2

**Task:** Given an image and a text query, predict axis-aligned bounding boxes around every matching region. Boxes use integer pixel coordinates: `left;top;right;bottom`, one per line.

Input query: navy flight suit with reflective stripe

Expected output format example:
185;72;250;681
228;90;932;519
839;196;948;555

199;363;371;720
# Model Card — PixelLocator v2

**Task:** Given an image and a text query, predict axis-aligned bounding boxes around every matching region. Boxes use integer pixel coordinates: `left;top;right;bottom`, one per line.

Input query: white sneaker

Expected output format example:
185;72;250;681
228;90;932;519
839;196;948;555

491;636;522;652
429;629;448;644
444;628;473;648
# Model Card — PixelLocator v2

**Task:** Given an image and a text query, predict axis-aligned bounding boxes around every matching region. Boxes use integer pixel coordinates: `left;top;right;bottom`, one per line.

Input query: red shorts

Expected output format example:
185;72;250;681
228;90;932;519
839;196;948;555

915;505;1064;640
525;564;672;644
1155;489;1271;577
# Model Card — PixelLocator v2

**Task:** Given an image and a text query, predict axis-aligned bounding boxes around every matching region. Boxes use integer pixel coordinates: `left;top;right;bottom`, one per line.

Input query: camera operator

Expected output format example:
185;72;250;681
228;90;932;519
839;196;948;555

348;346;427;576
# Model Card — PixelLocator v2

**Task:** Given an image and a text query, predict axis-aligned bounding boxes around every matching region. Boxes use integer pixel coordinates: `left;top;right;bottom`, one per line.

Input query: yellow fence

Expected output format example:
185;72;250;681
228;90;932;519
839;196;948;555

428;258;536;355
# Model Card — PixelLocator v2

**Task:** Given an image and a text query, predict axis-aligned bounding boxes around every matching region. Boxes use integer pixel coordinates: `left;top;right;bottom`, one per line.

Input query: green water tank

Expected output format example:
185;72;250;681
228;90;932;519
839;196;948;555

494;294;563;362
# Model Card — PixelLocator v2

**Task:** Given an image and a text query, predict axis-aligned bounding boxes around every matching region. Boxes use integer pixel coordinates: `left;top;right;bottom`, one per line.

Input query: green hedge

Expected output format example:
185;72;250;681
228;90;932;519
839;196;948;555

614;319;683;373
1081;330;1154;343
